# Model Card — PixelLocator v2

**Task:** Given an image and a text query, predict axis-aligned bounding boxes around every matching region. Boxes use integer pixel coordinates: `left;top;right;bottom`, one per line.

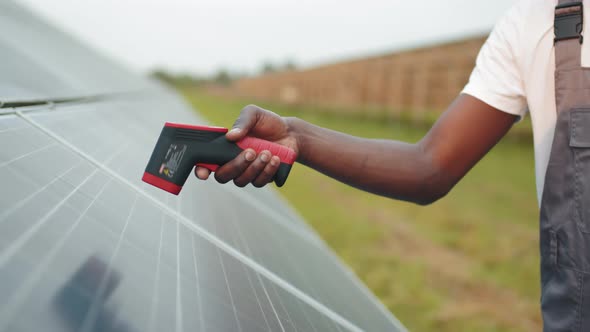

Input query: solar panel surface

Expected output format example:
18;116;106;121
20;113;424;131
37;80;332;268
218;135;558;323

0;2;407;331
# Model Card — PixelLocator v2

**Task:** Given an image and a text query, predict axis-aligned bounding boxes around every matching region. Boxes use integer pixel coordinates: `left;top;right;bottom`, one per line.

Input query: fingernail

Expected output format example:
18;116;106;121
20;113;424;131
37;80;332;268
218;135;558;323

270;156;279;166
229;128;241;135
260;152;270;162
245;150;255;161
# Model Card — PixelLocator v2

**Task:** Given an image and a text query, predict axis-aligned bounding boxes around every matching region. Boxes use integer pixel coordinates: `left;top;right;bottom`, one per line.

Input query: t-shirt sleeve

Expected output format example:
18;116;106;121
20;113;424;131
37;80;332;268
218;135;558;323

462;3;528;119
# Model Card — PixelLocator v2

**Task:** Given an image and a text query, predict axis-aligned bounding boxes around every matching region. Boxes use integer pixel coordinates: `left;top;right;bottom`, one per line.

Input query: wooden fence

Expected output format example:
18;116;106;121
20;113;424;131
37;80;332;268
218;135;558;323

233;35;488;117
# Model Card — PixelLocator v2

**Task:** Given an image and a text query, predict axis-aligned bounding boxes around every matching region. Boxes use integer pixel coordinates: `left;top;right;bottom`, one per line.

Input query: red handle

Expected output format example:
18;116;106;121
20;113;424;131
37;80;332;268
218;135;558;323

196;137;296;172
236;137;297;164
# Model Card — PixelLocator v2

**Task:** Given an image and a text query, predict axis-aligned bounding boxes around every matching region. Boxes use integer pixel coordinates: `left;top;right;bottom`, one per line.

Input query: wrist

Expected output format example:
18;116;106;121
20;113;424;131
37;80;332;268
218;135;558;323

285;117;307;162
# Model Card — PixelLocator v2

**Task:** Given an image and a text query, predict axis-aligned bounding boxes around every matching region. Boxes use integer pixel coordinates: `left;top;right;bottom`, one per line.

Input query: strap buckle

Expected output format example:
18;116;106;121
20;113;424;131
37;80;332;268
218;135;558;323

555;1;584;44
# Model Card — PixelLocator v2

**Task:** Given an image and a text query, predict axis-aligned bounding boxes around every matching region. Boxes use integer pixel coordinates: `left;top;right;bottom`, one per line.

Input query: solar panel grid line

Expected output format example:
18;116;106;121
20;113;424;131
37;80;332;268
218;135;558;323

0;173;115;332
193;256;267;332
0;128;129;225
225;203;287;332
197;126;403;331
335;320;346;332
233;250;274;332
0;165;103;270
38;103;388;330
246;266;284;331
62;195;179;282
140;202;168;328
270;284;298;332
221;189;366;329
78;193;139;332
274;237;378;329
293;236;404;329
0;114;20;128
216;245;245;332
277;210;406;330
0;141;58;168
297;299;319;332
0;156;86;223
79;217;153;332
216;252;286;332
165;192;370;332
220;267;285;331
320;254;408;332
177;226;205;331
25;99;320;246
175;214;183;332
17;102;408;332
220;192;334;330
207;185;342;325
186;165;328;330
222;217;285;332
147;212;166;332
158;197;273;331
189;234;206;332
192;147;397;329
263;186;321;241
277;212;401;328
157;216;186;332
0;123;29;133
0;105;81;132
269;277;350;332
222;185;322;246
263;221;322;294
274;247;345;330
17;109;366;332
0;110;105;182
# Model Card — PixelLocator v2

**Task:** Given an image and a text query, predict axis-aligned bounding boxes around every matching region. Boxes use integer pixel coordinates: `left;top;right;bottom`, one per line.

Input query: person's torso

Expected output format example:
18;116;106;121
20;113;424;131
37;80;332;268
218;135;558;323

515;0;590;203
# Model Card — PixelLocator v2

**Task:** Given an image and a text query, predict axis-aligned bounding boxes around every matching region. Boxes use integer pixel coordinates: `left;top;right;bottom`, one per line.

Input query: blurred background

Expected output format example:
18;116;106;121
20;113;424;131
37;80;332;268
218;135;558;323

18;0;538;331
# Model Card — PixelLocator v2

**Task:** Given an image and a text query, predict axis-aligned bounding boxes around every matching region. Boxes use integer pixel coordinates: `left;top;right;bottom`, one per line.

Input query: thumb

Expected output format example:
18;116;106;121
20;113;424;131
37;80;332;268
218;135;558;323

226;105;260;141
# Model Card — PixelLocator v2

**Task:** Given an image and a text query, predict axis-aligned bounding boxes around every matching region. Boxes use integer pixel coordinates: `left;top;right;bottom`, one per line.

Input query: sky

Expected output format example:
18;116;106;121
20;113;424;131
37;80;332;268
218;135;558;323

17;0;518;76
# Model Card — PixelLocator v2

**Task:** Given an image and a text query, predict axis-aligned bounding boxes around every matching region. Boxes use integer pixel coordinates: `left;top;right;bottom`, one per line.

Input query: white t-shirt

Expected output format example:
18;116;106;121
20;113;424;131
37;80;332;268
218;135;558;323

462;0;590;204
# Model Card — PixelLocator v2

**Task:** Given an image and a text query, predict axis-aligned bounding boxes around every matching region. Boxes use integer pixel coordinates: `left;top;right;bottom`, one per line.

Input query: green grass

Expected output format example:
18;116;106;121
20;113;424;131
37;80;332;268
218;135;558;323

179;87;540;332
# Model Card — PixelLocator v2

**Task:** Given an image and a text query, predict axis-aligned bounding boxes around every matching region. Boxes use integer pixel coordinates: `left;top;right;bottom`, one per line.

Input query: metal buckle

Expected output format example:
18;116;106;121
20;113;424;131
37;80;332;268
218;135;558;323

555;1;584;44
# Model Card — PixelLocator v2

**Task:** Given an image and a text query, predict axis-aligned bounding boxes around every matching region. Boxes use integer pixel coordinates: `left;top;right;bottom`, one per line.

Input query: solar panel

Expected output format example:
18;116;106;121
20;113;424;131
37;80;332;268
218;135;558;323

0;1;407;331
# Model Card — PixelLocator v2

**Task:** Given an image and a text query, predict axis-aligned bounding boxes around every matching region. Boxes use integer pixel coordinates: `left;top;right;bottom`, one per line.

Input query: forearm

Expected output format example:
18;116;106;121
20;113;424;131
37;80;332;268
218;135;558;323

287;117;447;204
209;95;515;196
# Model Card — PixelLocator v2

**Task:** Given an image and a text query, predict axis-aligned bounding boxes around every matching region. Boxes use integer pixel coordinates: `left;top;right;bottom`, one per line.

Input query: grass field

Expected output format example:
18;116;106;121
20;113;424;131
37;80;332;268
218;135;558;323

179;87;541;332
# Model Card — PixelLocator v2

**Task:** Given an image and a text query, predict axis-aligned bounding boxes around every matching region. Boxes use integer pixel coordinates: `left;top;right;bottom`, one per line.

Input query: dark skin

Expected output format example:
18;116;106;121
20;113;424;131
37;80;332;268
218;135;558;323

195;94;517;205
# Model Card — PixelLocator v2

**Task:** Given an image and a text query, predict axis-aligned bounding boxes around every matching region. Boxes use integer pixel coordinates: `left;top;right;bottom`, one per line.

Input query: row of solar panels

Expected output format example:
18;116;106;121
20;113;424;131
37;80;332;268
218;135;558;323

0;1;406;331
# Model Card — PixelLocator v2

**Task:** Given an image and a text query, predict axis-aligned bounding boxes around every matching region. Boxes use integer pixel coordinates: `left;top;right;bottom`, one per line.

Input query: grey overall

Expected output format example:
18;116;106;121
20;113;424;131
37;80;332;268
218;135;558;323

541;1;590;330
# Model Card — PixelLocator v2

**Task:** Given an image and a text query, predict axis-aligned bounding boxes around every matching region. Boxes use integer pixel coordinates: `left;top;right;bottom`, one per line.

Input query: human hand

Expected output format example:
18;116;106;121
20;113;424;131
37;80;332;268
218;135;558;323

195;104;299;187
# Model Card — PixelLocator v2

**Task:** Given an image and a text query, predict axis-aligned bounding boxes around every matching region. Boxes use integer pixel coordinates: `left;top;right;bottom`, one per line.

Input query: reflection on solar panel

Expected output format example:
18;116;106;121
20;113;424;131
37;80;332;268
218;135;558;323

0;1;406;331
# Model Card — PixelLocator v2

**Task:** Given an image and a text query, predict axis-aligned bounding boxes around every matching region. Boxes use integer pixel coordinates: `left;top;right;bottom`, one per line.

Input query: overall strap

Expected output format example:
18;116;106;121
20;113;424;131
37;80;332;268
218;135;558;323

555;0;583;69
555;0;584;112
